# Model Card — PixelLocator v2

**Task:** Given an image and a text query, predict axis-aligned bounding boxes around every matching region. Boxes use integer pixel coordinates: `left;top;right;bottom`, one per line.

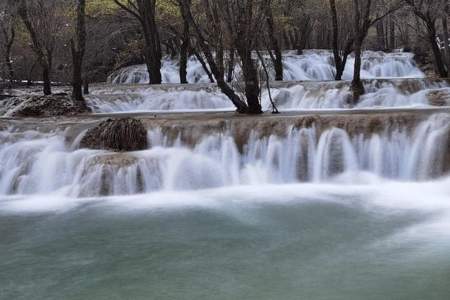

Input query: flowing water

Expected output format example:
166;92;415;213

89;50;450;114
88;78;450;114
1;51;450;299
1;111;450;299
108;50;425;84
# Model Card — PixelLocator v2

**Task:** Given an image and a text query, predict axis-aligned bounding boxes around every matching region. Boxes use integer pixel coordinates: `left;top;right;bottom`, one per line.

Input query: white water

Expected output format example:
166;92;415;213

1;113;449;198
3;50;450;299
85;50;450;113
108;50;424;84
109;56;211;85
87;81;450;113
88;88;232;113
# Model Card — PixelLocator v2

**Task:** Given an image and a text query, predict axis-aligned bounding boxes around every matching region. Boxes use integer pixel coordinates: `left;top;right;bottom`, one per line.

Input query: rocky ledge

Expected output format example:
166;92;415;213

0;93;91;117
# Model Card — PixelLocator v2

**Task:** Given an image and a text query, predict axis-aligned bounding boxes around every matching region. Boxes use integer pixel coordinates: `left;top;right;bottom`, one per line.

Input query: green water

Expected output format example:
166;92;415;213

1;185;450;299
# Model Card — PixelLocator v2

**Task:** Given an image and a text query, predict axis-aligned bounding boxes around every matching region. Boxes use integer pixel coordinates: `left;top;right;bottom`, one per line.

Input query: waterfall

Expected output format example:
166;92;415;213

1;113;449;197
108;56;211;84
107;50;424;84
86;79;450;113
87;88;233;113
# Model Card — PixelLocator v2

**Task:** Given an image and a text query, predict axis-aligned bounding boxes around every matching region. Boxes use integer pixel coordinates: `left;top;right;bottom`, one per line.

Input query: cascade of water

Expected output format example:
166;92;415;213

109;56;210;84
87;79;450;113
1;114;449;197
107;50;425;84
87;89;233;113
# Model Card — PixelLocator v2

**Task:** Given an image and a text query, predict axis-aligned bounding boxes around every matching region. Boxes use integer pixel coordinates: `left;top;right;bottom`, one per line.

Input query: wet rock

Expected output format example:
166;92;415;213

0;96;22;116
80;118;148;152
86;153;139;167
413;47;436;77
0;94;14;101
2;93;91;117
426;90;450;107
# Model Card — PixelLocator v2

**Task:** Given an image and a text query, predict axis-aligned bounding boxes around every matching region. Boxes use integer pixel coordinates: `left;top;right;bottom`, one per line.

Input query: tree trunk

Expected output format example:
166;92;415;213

136;0;162;84
442;15;450;71
42;67;51;95
273;48;283;81
144;50;162;84
71;0;87;108
4;27;15;85
193;49;214;83
72;53;83;101
239;50;262;114
18;1;56;95
226;50;235;82
5;52;14;85
428;26;448;78
329;0;343;80
83;79;89;95
266;5;283;81
27;61;37;86
376;19;385;50
389;16;395;50
352;38;364;104
179;19;189;84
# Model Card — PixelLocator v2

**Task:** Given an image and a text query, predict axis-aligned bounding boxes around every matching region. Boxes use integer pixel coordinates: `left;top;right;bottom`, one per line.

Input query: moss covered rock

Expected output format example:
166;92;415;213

80;118;148;152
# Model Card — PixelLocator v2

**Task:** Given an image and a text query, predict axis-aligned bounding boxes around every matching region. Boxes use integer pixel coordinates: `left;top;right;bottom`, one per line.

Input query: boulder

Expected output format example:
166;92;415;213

80;118;148;152
2;93;91;117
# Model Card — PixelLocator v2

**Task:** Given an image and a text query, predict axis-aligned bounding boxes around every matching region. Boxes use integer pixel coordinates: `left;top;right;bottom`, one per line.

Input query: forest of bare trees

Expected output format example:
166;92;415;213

0;0;449;113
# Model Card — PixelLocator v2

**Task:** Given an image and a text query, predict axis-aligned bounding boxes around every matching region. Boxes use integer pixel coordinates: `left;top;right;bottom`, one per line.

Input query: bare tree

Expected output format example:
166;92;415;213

351;0;401;103
265;0;283;81
0;1;16;86
442;4;450;70
177;0;248;113
280;0;312;53
220;0;267;113
329;0;354;80
179;16;190;84
405;0;448;78
70;0;87;107
114;0;162;84
18;0;62;95
177;0;269;114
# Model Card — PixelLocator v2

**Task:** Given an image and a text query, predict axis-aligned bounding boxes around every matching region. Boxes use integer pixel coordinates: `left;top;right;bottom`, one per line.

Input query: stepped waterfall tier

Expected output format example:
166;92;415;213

108;50;425;84
2;50;450;300
1;111;450;197
87;78;450;113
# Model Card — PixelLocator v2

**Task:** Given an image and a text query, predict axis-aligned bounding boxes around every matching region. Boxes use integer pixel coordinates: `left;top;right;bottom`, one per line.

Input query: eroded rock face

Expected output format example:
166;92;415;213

80;118;148;152
1;94;91;117
427;90;450;107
